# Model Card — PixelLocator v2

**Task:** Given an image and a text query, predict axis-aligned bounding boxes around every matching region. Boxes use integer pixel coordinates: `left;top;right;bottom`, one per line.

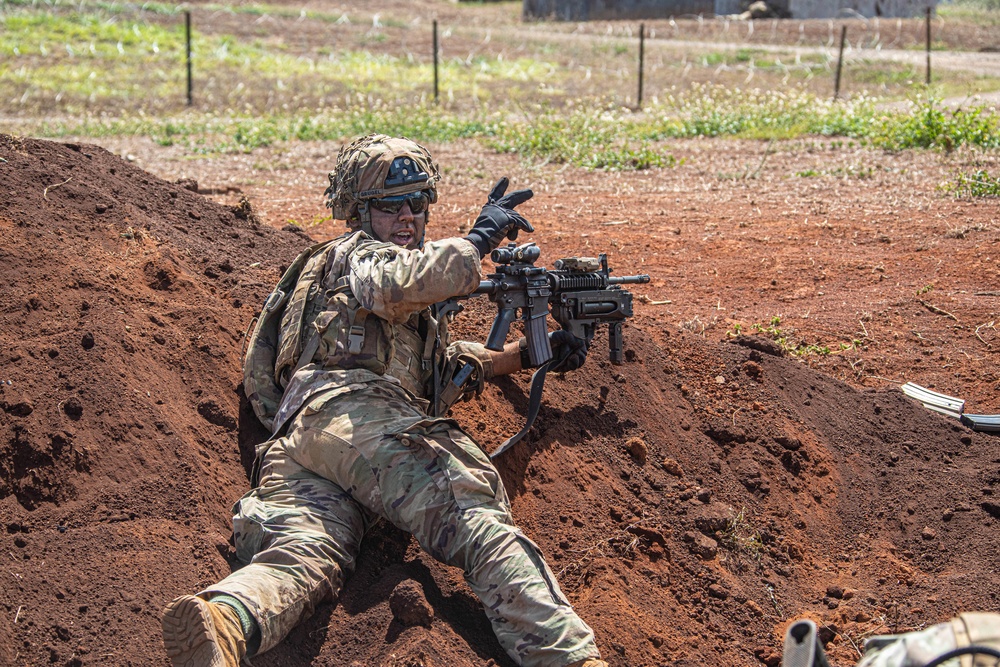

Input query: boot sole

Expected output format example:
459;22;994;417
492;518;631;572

162;595;226;667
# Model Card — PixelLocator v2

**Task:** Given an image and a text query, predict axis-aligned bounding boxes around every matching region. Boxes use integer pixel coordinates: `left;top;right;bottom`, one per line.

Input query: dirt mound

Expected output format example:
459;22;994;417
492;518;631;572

1;135;998;667
0;134;303;666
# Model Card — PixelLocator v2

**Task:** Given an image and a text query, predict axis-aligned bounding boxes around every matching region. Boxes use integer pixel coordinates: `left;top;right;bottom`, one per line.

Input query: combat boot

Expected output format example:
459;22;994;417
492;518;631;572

162;595;246;667
566;660;609;667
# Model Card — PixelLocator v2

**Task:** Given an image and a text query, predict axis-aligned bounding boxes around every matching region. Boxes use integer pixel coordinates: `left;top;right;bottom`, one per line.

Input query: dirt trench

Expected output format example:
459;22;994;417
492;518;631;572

0;135;998;667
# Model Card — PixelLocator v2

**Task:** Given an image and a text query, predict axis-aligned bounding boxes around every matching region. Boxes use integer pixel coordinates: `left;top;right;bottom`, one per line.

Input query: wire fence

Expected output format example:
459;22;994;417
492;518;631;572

0;1;987;118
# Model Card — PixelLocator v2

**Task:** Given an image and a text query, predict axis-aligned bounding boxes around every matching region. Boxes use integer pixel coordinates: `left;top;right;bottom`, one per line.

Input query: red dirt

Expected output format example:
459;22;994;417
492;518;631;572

1;133;999;667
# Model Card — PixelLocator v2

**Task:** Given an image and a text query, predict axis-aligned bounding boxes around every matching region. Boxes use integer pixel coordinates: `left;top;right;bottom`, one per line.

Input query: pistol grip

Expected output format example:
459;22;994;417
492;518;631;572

486;307;517;351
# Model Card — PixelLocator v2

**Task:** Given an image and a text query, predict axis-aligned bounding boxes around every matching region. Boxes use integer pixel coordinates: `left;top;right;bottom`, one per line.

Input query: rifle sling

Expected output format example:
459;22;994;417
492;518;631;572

490;358;555;459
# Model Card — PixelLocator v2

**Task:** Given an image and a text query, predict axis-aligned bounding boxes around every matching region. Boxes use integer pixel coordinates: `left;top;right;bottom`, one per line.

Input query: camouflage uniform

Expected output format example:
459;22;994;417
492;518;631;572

203;233;600;666
856;612;1000;667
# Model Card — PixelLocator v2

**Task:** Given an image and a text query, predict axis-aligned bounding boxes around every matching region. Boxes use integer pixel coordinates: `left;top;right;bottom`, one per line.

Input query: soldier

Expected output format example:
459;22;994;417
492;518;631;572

161;134;604;667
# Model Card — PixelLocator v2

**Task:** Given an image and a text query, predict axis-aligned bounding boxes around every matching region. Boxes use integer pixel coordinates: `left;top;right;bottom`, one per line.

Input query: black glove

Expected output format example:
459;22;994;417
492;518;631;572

548;330;588;372
464;177;534;257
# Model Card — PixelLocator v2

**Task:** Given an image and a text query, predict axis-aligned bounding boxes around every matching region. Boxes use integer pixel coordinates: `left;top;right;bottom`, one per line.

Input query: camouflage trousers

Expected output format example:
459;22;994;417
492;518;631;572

202;381;599;667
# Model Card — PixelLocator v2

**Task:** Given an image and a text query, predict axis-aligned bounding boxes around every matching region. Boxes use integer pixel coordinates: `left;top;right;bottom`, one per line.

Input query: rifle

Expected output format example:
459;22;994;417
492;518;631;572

436;242;649;457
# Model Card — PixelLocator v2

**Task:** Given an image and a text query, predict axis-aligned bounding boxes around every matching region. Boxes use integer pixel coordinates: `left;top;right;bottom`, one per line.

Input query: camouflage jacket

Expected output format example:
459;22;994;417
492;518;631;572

271;231;492;434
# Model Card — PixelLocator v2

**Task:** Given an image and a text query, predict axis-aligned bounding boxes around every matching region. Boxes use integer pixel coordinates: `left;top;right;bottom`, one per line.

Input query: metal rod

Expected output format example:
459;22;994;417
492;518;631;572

834;25;847;100
925;7;932;84
637;23;645;109
185;11;193;106
433;19;439;103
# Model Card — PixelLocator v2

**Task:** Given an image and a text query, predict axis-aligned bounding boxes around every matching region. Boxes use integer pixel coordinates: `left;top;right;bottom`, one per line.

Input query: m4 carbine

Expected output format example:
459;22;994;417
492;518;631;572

438;242;649;457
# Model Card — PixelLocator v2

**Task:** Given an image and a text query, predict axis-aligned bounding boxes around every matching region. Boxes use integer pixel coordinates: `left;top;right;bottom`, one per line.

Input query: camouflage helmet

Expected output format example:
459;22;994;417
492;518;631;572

325;134;440;227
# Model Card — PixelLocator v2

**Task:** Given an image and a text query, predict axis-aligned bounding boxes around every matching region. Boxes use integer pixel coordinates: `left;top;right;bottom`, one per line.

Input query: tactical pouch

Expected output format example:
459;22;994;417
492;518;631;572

435;352;485;417
312;280;394;375
275;244;336;387
244;239;337;432
231;492;272;565
393;419;501;510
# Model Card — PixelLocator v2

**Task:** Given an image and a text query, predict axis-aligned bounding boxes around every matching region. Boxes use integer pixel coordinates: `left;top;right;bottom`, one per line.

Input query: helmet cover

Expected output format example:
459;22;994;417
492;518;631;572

325;134;440;223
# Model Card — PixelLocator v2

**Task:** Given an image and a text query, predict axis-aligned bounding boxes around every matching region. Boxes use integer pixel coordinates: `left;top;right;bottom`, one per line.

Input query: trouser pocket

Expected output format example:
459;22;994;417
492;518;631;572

391;418;503;510
231;491;272;564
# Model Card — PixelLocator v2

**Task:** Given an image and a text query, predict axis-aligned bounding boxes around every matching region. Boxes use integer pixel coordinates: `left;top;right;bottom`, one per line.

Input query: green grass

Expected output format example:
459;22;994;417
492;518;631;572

485;109;680;170
17;87;1000;167
944;170;1000;197
28;107;497;152
1;0;360;21
652;85;878;140
848;61;921;87
938;0;1000;23
0;6;558;114
948;0;1000;9
748;316;834;357
870;96;1000;151
719;507;766;571
4;4;1000;167
795;163;875;179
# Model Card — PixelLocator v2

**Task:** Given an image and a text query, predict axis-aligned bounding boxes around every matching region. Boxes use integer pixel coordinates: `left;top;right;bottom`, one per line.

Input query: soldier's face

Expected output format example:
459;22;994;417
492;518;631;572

370;202;426;250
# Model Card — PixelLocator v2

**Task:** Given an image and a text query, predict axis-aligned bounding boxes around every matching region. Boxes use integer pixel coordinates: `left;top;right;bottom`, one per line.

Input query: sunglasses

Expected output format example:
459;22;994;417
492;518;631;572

369;193;429;215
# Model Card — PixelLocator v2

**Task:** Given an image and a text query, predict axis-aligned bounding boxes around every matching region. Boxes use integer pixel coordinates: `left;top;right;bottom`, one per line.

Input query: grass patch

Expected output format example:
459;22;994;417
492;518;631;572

27;106;495;152
870;97;1000;151
1;0;358;21
0;5;558;114
749;316;834;357
719;507;766;573
486;108;680;170
938;0;1000;24
944;170;1000;198
653;85;879;140
795;163;875;179
848;61;921;87
16;86;1000;167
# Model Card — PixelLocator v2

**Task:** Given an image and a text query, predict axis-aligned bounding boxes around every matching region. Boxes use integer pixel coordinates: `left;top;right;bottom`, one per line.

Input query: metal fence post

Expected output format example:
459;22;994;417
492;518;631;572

185;11;193;106
637;23;645;109
834;25;847;100
433;19;439;104
925;7;932;84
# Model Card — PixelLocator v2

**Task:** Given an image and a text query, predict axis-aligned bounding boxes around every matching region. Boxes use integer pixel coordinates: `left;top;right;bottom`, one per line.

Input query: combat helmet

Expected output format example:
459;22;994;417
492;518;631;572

325;133;440;244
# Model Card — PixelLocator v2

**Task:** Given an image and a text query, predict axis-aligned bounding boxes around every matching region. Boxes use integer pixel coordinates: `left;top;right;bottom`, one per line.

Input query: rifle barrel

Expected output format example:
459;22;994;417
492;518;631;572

609;274;650;285
475;280;497;295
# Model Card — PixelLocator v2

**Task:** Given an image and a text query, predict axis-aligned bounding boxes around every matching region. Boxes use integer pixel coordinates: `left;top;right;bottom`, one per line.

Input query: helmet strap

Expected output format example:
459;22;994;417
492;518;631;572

357;202;376;240
417;210;428;249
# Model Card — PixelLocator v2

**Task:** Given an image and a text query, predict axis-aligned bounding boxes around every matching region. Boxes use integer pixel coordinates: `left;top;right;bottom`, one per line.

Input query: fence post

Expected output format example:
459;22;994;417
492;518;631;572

433;19;439;104
185;11;193;106
833;25;847;100
637;23;645;109
925;7;931;84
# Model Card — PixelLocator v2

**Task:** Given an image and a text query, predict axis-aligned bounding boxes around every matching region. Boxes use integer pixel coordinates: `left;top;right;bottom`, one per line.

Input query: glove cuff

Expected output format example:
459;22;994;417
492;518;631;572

462;234;485;258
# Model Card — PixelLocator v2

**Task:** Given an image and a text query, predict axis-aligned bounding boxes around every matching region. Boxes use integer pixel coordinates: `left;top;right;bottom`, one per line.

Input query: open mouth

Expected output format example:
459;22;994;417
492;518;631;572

391;229;414;246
